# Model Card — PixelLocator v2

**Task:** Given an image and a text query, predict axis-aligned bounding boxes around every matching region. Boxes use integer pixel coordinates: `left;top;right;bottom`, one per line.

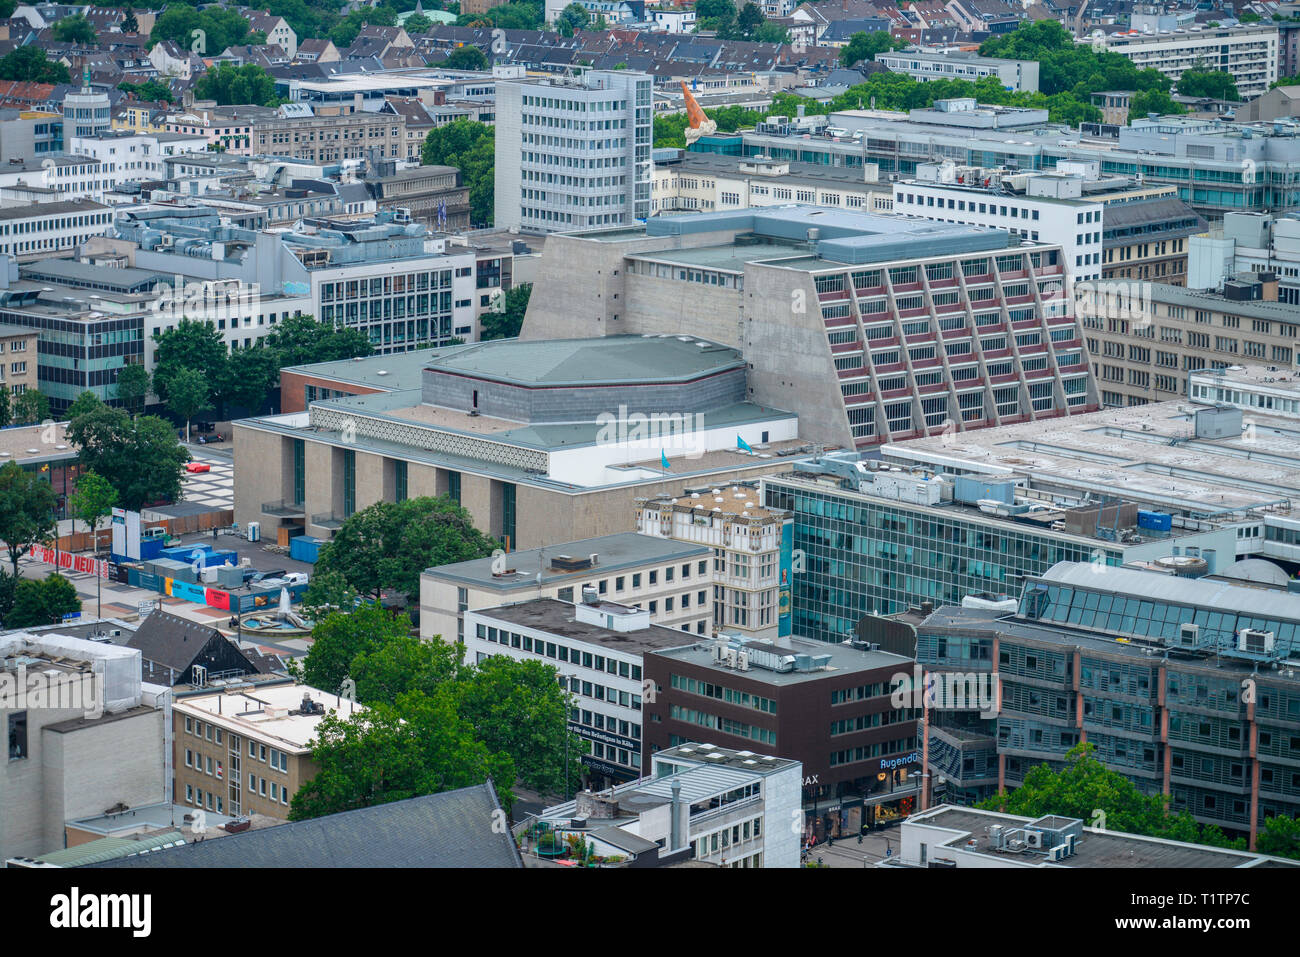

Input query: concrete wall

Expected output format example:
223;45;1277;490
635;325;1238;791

0;705;164;860
421;368;747;422
746;265;856;449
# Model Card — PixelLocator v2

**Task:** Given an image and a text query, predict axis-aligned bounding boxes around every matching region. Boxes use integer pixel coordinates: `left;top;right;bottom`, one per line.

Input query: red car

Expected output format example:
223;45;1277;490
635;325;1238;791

186;462;211;474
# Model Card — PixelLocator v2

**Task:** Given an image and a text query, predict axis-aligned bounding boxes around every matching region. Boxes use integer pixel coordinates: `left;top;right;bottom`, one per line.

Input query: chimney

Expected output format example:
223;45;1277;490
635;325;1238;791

670;778;683;851
353;92;363;113
1260;270;1278;302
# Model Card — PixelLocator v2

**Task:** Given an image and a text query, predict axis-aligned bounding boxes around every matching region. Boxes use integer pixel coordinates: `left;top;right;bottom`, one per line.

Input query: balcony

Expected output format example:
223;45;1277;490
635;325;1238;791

311;513;344;531
262;501;305;518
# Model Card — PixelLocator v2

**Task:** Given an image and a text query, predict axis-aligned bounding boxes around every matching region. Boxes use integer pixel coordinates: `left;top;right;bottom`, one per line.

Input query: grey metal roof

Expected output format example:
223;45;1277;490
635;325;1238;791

427;531;709;588
427;335;746;386
93;783;522;868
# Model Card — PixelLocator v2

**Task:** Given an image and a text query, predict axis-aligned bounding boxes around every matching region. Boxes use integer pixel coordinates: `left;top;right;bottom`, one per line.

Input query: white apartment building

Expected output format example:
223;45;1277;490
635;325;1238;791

1086;24;1279;100
71;130;209;188
0;199;114;262
0;631;167;860
892;162;1104;290
494;70;653;232
653;153;893;217
463;597;683;786
876;49;1039;93
647;7;696;32
531;742;802;868
636;486;790;640
421;532;714;645
0;156;110;203
1189;211;1300;306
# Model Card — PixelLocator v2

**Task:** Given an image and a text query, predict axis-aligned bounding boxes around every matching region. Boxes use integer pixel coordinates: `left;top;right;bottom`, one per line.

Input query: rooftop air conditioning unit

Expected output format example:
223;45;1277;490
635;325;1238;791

1178;622;1199;647
1238;629;1276;656
1024;830;1043;849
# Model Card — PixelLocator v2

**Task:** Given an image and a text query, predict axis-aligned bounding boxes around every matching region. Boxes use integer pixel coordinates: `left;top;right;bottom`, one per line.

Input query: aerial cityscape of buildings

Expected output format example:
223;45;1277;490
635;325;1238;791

0;0;1298;905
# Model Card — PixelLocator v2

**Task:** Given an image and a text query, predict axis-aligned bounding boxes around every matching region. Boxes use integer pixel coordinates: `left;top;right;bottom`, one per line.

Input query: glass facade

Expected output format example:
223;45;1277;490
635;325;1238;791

765;477;1120;642
342;449;355;518
317;268;456;349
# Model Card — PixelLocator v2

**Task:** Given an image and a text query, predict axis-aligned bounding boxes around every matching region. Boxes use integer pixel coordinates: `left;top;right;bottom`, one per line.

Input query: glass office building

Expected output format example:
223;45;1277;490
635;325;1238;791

916;562;1300;837
763;471;1123;642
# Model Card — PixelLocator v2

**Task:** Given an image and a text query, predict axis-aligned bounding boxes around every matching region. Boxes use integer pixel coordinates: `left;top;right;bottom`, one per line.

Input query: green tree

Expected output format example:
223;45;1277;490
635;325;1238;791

480;283;531;340
289;690;515;821
839;30;905;67
12;390;49;426
314;496;497;602
1177;68;1241;101
220;346;280;415
118;78;175;103
68;469;117;555
443;45;488;70
1256;814;1300;860
979;743;1245;849
0;48;70;84
736;1;764;37
554;2;589;34
0;0;16;18
262;314;373;368
404;12;433;33
123;6;139;33
421;119;495;225
452;655;582;794
455;1;542;30
0;388;10;429
165;367;210;442
151;318;227;404
151;6;257;55
192;63;282;107
6;574;81;628
300;567;361;618
1240;11;1261;23
65;407;189;510
1129;88;1186;118
980;18;1171;104
53;14;98;44
293;602;410;694
351;633;463;707
115;363;151;416
66;390;103;423
0;460;57;579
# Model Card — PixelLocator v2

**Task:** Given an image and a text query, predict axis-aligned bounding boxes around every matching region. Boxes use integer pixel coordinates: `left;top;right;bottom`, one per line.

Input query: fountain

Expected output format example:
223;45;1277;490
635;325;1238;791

237;587;315;636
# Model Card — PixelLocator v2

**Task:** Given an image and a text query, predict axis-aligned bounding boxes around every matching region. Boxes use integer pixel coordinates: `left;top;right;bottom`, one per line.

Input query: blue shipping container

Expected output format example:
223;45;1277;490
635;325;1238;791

1137;510;1172;532
290;536;322;564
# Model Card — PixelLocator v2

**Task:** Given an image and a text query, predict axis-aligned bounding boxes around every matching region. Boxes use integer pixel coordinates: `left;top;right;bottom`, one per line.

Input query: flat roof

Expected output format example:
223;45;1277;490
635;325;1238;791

426;335;745;387
908;805;1298;868
282;342;475;392
470;597;693;652
1149;283;1300;323
0;199;109;220
172;683;364;752
879;401;1300;515
650;633;912;683
426;531;709;589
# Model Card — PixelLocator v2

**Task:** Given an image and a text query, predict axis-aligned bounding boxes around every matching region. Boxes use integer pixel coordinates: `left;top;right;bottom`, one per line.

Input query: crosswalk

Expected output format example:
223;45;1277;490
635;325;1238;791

181;454;234;510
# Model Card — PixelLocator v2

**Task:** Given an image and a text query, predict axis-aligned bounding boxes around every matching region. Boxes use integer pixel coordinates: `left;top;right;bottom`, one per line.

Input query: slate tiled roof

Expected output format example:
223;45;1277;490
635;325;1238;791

93;784;524;868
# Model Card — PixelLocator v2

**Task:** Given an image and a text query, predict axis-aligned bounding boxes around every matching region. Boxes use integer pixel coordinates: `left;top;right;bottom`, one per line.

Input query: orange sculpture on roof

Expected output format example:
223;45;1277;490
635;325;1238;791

681;80;717;146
